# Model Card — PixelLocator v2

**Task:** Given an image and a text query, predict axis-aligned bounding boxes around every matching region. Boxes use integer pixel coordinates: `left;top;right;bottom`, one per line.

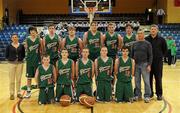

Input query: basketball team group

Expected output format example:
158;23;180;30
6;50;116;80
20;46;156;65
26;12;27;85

5;22;167;105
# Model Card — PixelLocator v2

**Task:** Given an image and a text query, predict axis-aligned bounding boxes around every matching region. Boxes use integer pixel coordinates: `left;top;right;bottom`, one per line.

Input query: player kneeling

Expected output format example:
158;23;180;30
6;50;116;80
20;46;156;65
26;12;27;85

35;54;57;105
114;46;135;103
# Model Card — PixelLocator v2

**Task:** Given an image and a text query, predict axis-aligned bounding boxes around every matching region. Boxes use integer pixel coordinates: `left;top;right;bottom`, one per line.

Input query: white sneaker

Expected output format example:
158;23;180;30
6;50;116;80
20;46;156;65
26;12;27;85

24;91;31;98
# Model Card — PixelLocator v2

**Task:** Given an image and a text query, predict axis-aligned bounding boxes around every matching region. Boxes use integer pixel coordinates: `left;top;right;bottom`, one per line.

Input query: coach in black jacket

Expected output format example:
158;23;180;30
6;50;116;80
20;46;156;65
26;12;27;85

145;24;167;100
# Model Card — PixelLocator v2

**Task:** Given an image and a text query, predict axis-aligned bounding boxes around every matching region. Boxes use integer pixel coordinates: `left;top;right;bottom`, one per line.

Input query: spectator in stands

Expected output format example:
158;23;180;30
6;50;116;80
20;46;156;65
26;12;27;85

171;43;177;67
157;9;165;24
145;24;167;101
132;28;152;103
5;33;25;100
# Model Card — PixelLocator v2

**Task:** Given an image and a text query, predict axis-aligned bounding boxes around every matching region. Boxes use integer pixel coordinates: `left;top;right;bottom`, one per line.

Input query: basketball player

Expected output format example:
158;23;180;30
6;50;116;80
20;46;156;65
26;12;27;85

61;26;83;61
114;46;135;103
55;49;75;102
123;23;136;56
35;54;56;105
43;23;60;65
95;46;113;102
24;26;43;98
75;48;94;101
102;22;123;59
83;21;103;61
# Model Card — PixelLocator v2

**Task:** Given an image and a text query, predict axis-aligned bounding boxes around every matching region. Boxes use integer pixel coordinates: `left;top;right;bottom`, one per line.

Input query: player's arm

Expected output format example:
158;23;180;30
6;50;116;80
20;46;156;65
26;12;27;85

94;59;98;77
35;67;39;86
71;60;75;82
91;61;95;78
110;59;113;75
52;65;57;83
118;34;123;50
42;37;46;54
131;59;135;77
39;38;43;55
75;61;79;82
83;32;88;47
78;38;83;53
56;61;59;77
60;38;66;50
113;58;119;85
100;32;105;46
58;36;62;52
24;39;28;49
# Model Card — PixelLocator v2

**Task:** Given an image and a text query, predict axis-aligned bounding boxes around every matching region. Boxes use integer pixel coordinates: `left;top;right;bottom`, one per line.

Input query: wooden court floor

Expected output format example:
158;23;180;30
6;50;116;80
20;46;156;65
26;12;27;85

0;61;179;113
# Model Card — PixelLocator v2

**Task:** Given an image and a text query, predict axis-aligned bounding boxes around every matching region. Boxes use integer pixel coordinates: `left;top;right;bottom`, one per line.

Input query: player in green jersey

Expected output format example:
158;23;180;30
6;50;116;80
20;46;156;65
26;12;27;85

114;46;135;103
83;21;103;61
55;49;75;102
43;23;60;65
95;46;113;102
102;22;123;59
61;26;83;61
35;54;57;105
75;48;94;101
25;26;43;98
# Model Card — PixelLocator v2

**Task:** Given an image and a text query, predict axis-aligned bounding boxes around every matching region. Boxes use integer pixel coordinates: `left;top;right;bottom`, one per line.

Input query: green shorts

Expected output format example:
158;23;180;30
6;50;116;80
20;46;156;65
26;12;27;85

26;61;39;78
55;84;73;101
115;81;133;102
38;87;54;104
76;83;92;101
96;81;112;102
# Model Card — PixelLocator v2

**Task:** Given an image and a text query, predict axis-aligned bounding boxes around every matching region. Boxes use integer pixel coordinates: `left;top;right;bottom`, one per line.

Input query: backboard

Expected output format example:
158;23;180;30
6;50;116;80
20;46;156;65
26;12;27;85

71;0;112;14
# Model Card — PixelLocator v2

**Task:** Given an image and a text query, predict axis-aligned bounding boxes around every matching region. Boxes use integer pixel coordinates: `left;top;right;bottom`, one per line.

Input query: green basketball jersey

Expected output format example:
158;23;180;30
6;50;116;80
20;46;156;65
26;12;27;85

117;57;132;82
96;57;113;81
77;59;93;84
105;32;118;58
45;34;59;60
123;34;136;46
57;59;73;85
38;64;54;88
26;36;41;65
65;36;79;60
87;31;101;59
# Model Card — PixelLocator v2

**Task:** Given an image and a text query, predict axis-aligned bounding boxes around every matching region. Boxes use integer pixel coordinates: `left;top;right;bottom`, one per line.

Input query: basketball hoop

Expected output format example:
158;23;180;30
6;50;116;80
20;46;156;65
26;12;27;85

85;7;97;24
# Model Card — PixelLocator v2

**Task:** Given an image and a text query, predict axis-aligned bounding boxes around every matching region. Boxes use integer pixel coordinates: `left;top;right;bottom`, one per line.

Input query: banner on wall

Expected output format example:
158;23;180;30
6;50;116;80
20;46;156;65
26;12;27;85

175;0;180;6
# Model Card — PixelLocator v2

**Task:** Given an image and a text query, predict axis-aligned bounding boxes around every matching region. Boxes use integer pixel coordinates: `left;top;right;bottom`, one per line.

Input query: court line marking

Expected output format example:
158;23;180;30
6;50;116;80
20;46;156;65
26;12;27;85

159;97;172;113
12;91;25;113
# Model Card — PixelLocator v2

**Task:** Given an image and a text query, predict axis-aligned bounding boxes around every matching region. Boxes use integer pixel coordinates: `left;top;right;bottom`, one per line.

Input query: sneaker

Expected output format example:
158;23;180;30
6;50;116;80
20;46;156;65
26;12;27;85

24;91;31;98
17;94;23;99
144;98;150;103
133;96;142;101
10;95;14;100
157;96;163;101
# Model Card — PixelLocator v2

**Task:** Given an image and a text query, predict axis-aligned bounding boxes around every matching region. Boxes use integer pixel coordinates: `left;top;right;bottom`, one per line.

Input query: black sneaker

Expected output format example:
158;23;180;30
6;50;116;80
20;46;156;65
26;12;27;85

157;96;163;101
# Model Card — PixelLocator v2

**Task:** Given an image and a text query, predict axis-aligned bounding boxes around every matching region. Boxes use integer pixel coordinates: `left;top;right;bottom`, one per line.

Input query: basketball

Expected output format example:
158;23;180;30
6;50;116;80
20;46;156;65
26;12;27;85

60;95;71;107
84;96;95;107
79;94;88;105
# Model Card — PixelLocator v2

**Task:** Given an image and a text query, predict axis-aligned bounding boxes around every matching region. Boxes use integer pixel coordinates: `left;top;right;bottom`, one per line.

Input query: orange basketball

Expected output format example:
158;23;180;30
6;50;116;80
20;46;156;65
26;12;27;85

79;94;88;105
60;95;71;107
84;96;95;107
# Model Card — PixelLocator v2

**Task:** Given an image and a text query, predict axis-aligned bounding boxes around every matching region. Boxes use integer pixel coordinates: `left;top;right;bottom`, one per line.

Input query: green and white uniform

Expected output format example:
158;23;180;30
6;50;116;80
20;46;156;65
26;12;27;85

105;32;119;59
96;57;113;102
37;64;54;104
56;59;73;101
65;36;79;61
76;59;93;100
123;34;136;56
86;31;101;61
26;36;41;78
115;57;133;102
45;34;59;65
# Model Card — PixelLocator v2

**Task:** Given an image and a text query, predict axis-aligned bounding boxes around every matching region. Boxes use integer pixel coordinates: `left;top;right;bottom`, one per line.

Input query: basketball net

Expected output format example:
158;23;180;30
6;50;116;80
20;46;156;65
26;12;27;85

84;7;97;24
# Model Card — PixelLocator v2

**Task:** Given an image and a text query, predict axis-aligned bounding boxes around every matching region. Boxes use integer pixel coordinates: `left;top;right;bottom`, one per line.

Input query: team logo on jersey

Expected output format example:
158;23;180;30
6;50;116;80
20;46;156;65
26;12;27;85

80;68;91;75
47;42;57;49
99;66;111;75
29;44;39;52
89;39;100;47
59;68;71;75
66;44;78;53
40;74;52;81
119;66;131;77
